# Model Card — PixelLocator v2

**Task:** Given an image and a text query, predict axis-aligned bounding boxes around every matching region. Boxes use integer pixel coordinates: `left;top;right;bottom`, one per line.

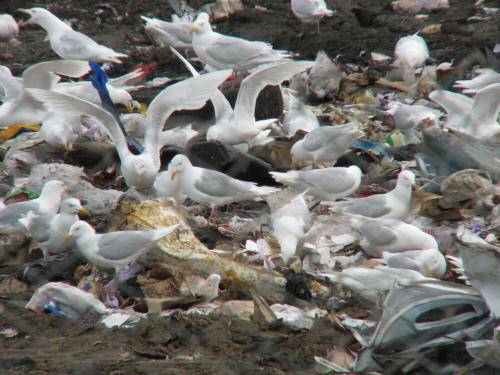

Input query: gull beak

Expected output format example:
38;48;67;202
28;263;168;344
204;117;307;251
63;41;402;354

189;26;199;34
65;187;73;194
170;170;178;180
18;9;32;26
127;104;134;113
428;269;433;278
411;183;419;191
63;234;73;243
137;173;142;184
79;208;91;217
139;103;148;116
62;142;68;151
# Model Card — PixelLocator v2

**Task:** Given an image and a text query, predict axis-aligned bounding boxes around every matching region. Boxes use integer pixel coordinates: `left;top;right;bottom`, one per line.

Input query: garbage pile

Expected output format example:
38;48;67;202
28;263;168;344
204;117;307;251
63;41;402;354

1;0;500;373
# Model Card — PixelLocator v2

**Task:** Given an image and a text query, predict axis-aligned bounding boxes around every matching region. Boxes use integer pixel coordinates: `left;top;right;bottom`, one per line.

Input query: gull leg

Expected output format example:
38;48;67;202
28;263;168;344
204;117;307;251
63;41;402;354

2;43;14;59
298;21;305;38
208;206;219;226
315;21;320;35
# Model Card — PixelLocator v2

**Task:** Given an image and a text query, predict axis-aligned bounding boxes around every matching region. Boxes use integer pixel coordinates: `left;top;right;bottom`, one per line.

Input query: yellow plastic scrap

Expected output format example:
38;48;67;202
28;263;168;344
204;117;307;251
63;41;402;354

0;124;40;144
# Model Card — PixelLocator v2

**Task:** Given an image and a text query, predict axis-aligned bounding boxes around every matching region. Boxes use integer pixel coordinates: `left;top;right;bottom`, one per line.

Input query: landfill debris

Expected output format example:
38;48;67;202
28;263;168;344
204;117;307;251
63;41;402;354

3;0;500;373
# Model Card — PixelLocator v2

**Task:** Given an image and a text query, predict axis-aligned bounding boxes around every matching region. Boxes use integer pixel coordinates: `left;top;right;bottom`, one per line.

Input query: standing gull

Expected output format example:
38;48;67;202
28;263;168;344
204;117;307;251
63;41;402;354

172;47;313;146
19;7;127;63
189;12;291;72
27;69;233;190
393;34;429;83
270;165;362;201
0;180;66;235
291;0;335;37
142;14;194;51
329;170;417;220
19;198;89;263
290;122;364;166
66;221;179;288
168;154;278;221
348;215;439;257
0;14;19;59
282;88;319;136
272;192;312;264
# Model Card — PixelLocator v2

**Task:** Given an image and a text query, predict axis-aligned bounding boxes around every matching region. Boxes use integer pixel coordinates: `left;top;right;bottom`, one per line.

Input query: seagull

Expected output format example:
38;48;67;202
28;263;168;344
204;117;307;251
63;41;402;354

454;69;500;94
19;197;90;263
282;88;319;136
329;170;417;220
348;215;439;257
142;14;193;51
0;60;90;126
168;154;278;221
272;192;312;264
291;0;335;37
27;69;233;190
153;162;187;206
19;7;128;63
270;165;362;201
429;83;500;141
40;112;86;150
172;47;313;146
189;12;291;72
66;220;179;288
0;14;19;59
320;265;430;302
0;180;67;235
393;34;429;83
384;101;441;141
290;122;364;166
382;249;446;278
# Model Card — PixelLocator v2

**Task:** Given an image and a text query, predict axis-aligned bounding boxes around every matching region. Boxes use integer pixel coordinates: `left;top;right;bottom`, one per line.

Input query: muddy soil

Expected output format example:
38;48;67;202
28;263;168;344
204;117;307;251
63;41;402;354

1;0;499;374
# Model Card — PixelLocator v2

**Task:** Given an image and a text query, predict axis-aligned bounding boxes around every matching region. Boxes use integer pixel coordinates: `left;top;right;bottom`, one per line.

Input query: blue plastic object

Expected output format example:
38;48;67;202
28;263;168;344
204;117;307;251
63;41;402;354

89;62;144;153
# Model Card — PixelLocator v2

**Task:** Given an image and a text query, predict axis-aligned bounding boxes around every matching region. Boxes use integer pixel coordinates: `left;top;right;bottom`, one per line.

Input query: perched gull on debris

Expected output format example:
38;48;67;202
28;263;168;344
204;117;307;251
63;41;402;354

291;122;364;166
40;113;86;150
27;69;233;190
189;12;291;72
0;14;19;59
0;180;67;235
272;192;312;264
291;0;335;37
382;249;446;278
168;154;278;221
172;47;312;146
282;88;319;136
329;170;417;220
142;14;193;51
393;34;429;83
19;7;128;63
348;215;439;257
66;220;179;287
429;83;500;141
320;265;430;302
0;60;90;126
270;166;362;201
384;101;441;141
19;197;89;263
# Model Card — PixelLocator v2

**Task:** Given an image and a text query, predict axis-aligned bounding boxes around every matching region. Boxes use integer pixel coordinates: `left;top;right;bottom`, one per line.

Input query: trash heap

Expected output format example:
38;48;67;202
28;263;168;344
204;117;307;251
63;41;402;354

2;0;500;373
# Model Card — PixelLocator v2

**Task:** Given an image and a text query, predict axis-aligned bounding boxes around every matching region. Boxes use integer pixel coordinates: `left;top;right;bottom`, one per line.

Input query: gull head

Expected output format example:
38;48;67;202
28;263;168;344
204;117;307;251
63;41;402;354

60;198;90;216
124;155;159;188
18;7;52;26
168;154;190;180
397;170;417;190
107;85;134;109
66;220;95;242
189;12;211;34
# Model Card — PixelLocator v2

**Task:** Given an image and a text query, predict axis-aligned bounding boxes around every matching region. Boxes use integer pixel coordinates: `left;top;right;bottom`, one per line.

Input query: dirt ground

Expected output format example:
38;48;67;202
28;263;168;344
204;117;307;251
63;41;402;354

1;0;500;374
